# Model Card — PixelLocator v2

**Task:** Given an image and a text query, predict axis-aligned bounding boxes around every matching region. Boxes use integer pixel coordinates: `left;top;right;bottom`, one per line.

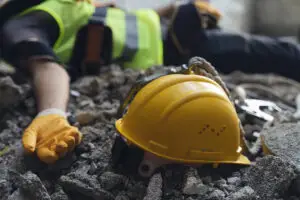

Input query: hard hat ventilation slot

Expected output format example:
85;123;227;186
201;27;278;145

198;124;227;136
198;124;210;134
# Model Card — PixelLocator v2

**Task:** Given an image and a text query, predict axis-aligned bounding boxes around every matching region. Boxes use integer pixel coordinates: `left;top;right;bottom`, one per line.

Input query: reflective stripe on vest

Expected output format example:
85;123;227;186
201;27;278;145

90;8;138;63
90;7;163;69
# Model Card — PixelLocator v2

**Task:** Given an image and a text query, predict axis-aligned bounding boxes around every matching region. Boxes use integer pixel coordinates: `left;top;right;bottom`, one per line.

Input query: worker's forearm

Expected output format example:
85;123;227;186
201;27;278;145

28;60;70;112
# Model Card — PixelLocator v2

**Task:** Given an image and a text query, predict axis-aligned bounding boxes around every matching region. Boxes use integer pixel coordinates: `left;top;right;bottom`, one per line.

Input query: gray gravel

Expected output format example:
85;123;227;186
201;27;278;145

1;64;300;200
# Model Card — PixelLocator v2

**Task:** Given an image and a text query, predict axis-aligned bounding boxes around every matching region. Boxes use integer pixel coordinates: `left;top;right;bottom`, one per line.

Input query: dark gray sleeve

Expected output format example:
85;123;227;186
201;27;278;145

1;10;61;68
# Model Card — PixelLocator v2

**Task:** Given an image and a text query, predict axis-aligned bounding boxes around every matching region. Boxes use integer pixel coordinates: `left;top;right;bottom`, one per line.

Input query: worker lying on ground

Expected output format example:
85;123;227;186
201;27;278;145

1;0;300;164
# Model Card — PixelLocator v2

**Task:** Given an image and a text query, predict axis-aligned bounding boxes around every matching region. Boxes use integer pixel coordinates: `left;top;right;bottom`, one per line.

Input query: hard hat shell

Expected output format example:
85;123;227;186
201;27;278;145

116;74;250;165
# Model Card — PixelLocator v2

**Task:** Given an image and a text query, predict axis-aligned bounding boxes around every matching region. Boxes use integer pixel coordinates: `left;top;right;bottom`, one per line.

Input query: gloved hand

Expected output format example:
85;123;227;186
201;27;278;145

22;108;82;164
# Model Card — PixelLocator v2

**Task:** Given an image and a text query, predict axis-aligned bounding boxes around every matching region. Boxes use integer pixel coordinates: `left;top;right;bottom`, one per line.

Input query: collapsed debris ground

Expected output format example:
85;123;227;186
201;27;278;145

0;64;300;200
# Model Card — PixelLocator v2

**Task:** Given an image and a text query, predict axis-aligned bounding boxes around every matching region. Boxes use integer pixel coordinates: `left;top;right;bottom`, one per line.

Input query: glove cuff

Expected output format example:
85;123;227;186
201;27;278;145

37;108;67;118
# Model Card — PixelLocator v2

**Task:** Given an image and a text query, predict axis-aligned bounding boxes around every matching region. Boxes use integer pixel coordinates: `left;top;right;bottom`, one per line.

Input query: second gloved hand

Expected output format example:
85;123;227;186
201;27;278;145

22;108;82;164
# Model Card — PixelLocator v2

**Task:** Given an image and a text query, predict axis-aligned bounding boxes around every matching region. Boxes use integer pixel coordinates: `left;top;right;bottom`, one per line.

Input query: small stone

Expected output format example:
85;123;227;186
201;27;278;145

98;171;126;190
186;197;196;200
207;189;226;200
88;143;95;150
80;153;90;159
79;100;95;108
226;186;256;200
76;111;96;125
143;173;163;200
227;177;241;186
214;179;226;186
73;76;108;96
7;189;29;200
232;172;241;177
115;195;130;200
183;177;205;195
51;185;69;200
0;76;23;109
223;184;237;193
202;176;213;184
0;179;10;200
88;162;97;175
70;90;80;97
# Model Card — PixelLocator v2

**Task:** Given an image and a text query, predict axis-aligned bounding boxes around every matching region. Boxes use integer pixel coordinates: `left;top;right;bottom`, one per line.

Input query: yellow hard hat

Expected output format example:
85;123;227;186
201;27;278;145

115;58;250;166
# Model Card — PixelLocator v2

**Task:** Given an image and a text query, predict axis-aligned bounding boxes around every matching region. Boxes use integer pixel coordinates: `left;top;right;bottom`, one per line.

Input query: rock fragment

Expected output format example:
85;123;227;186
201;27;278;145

227;177;241;186
7;189;30;200
72;76;108;96
75;111;96;125
242;155;297;199
183;168;208;195
0;76;23;109
98;171;126;190
115;194;130;200
225;186;257;200
206;189;226;200
59;170;114;200
51;185;69;200
143;173;163;200
261;122;300;168
0;179;10;200
10;171;51;200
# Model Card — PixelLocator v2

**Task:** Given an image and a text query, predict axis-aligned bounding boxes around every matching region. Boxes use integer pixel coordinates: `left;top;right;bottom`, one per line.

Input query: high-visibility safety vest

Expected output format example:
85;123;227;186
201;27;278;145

19;0;163;70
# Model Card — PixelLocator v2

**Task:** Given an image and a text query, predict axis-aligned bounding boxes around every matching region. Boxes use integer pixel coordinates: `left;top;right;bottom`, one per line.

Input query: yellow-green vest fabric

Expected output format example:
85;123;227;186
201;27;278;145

19;1;163;69
104;8;163;69
20;0;95;64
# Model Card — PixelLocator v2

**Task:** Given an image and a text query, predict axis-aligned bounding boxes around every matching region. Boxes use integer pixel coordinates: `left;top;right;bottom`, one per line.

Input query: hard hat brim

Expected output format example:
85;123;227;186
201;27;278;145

115;119;251;166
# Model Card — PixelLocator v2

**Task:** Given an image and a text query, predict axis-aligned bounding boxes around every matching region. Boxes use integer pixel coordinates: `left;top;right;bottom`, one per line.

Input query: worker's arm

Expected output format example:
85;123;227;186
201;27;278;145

28;60;70;112
1;11;82;164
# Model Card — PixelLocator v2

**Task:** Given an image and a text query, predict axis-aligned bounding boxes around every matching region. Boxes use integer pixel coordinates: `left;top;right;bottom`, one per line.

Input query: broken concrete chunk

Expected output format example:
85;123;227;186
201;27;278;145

226;186;257;200
7;189;30;200
0;76;23;109
242;155;297;199
59;171;114;200
17;171;51;200
51;185;69;200
72;76;108;96
261;122;300;168
206;189;226;200
227;177;241;186
143;173;163;200
98;171;126;190
183;176;202;195
183;168;205;195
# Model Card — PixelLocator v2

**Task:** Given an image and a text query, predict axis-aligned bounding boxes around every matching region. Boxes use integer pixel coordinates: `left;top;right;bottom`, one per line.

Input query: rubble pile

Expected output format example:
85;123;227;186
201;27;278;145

0;65;300;200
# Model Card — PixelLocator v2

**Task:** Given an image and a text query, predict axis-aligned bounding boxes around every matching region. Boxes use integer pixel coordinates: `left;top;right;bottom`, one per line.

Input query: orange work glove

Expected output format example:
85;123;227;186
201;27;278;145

22;108;82;164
